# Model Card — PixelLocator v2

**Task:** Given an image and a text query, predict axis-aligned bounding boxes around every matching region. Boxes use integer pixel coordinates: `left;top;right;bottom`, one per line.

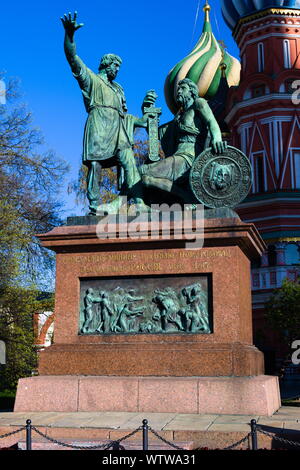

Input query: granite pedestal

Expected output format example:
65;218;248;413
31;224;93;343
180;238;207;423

14;211;281;416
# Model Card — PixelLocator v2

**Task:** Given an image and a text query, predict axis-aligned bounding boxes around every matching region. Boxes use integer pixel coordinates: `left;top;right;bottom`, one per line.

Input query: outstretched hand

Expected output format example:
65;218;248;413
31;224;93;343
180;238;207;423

61;11;84;38
212;139;227;154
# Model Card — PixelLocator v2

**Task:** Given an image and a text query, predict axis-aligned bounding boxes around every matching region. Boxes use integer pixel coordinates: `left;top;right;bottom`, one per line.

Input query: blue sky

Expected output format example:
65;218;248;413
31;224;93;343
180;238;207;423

0;0;239;217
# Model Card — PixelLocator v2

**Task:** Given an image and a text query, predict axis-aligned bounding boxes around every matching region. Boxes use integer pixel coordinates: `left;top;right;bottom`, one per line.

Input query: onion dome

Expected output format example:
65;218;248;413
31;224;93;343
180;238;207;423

221;0;300;31
164;1;241;115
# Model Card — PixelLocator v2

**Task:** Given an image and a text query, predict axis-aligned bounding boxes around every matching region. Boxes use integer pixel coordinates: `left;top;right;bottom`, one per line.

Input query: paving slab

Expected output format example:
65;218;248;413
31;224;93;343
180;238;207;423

258;414;297;423
122;412;176;430
283;422;300;431
257;414;291;422
0;412;60;426
272;416;300;421
207;423;253;432
0;412;35;421
81;413;140;429
0;407;298;433
213;415;259;424
164;421;211;431
0;412;26;419
276;406;300;414
20;412;66;426
257;419;284;430
163;414;218;431
43;412;106;428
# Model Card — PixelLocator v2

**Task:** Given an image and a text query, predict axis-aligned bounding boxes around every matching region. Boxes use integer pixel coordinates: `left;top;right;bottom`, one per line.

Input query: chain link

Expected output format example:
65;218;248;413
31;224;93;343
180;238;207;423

104;427;143;450
148;427;186;450
222;433;251;450
31;427;110;449
149;427;251;451
256;426;300;448
0;427;25;441
31;425;142;450
191;432;250;451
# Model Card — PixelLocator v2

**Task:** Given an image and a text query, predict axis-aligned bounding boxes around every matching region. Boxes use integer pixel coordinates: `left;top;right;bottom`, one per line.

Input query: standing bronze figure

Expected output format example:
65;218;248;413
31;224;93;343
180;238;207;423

61;12;156;214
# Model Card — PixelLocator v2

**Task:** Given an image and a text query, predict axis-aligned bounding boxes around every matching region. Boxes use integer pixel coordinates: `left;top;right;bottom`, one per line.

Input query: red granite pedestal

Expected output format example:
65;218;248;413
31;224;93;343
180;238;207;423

14;212;281;416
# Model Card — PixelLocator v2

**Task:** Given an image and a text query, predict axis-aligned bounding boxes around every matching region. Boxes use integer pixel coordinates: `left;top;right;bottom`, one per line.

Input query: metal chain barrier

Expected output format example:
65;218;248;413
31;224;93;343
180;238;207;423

149;425;251;451
256;426;300;449
222;433;251;450
0;427;25;440
31;425;142;450
1;418;300;451
148;427;186;450
104;427;143;450
31;426;110;449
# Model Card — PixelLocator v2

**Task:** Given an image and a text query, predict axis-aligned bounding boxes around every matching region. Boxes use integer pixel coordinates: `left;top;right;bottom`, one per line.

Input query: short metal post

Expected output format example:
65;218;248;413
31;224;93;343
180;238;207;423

251;419;258;450
26;419;32;450
142;419;149;451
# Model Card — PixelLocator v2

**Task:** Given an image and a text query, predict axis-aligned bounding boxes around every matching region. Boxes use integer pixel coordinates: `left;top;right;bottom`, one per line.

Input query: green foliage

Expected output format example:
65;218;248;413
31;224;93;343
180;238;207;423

0;288;55;392
265;277;300;346
0;287;42;391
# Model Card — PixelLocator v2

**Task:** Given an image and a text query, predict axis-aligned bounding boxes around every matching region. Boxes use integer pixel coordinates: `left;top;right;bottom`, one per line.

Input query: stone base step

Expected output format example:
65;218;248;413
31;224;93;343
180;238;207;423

17;439;194;451
14;375;281;416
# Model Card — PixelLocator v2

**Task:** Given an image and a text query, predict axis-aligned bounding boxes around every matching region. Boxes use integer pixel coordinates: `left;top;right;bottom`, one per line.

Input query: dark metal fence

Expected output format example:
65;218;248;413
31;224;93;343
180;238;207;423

0;418;300;451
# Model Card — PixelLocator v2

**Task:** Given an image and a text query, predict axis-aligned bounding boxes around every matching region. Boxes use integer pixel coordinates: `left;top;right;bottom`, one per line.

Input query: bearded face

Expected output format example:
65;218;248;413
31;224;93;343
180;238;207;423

176;83;193;108
106;60;120;81
210;164;233;191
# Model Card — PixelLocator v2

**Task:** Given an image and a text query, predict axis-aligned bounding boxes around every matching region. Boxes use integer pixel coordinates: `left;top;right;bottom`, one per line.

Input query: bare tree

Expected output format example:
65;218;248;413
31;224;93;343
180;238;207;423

0;75;69;289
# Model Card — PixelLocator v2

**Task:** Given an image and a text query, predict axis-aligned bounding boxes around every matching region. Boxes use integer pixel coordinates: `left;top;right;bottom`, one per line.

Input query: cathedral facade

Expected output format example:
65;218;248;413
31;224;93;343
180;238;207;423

222;0;300;364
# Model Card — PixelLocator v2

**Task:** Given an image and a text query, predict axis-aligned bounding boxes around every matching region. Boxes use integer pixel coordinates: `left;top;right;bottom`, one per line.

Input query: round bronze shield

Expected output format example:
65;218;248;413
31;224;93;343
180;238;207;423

189;146;253;208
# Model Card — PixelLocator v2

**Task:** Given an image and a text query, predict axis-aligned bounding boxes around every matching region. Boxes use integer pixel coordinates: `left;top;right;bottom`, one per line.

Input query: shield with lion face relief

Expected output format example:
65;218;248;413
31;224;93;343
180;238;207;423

190;146;252;208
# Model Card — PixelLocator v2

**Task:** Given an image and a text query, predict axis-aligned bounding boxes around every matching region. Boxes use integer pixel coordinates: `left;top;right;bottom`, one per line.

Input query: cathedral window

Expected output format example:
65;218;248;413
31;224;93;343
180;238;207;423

283;40;291;69
253;151;265;193
268;245;277;267
252;273;260;288
270;272;277;285
258;42;264;72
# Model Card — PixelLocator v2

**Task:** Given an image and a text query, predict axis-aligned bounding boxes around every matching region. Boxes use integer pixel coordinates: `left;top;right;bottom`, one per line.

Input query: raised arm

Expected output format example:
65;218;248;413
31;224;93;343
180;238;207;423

61;11;84;75
195;98;227;154
134;90;159;128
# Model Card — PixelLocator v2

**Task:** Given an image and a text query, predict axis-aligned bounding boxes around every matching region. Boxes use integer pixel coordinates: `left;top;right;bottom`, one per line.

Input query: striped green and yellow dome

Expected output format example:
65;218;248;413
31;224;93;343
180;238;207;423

164;2;241;115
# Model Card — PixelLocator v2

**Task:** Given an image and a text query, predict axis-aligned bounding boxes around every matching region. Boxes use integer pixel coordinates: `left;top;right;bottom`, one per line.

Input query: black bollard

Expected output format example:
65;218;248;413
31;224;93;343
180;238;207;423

26;419;32;451
142;419;149;451
250;419;258;450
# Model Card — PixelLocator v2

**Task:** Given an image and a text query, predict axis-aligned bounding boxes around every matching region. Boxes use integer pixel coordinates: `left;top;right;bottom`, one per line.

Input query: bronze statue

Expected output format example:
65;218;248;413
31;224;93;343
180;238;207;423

140;78;227;203
61;12;157;214
61;12;252;212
